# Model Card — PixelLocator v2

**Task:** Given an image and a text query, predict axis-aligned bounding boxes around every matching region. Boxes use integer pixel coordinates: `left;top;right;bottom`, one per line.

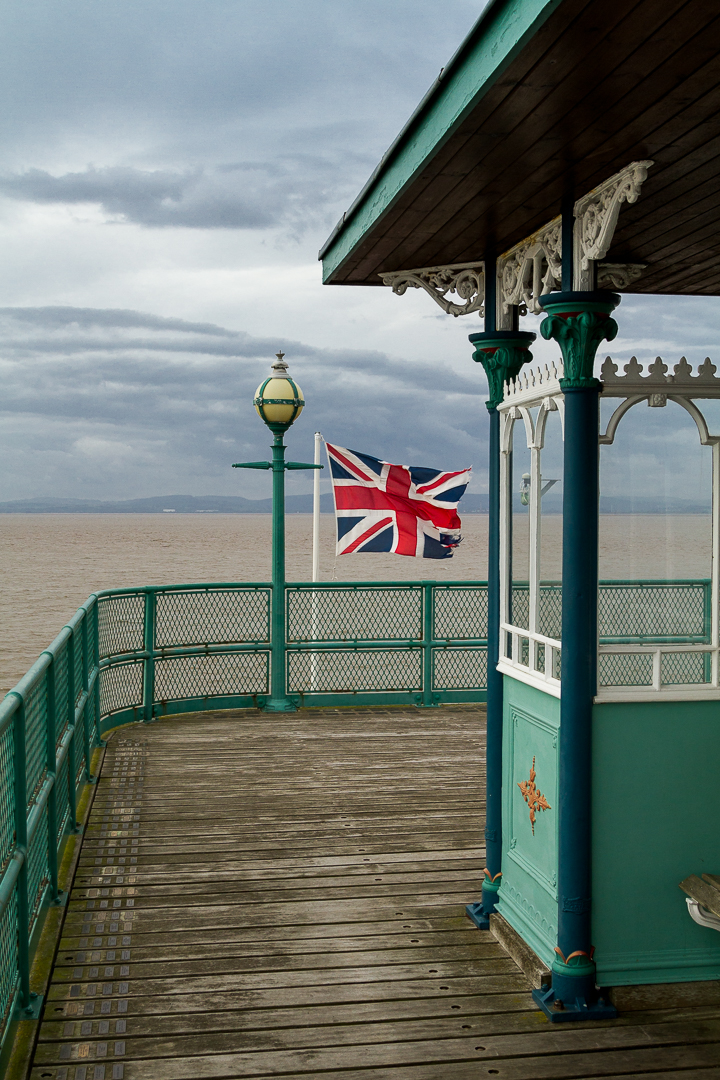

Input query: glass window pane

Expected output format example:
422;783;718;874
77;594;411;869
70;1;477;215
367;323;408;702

539;407;563;641
510;415;531;630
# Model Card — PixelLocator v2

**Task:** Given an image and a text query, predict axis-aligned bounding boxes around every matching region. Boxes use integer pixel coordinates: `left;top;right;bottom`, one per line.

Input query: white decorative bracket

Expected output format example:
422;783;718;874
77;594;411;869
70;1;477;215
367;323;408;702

574;161;654;289
495;160;654;325
686;898;720;933
499;219;562;320
379;162;652;321
379;262;484;317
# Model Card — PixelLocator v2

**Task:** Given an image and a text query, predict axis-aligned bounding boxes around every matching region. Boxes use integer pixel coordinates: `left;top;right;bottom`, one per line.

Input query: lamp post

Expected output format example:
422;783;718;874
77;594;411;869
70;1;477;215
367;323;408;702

233;352;322;712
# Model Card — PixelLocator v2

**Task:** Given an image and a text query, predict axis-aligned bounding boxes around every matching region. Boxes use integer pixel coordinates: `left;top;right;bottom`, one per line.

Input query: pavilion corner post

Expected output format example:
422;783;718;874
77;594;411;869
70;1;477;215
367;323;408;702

533;290;620;1021
466;327;535;929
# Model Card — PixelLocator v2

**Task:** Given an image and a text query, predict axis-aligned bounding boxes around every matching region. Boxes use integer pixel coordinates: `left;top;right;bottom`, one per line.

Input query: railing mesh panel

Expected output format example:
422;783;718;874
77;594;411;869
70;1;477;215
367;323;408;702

510;587;529;632
0;721;14;877
538;587;562;639
661;651;710;685
0;892;18;1041
54;641;69;747
598;652;653;687
74;700;87;781
73;631;83;704
26;810;50;937
100;662;143;716
86;605;98;669
599;583;708;640
287;588;422;642
154;653;269;699
433;587;488;639
55;752;70;843
155;589;270;647
98;594;145;658
24;670;48;807
288;649;422;692
433;648;487;690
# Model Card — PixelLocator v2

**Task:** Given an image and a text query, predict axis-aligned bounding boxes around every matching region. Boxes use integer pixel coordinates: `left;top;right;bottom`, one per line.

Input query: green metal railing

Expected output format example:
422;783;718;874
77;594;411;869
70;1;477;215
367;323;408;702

0;574;712;1053
0;598;99;1047
96;580;490;723
0;578;488;1051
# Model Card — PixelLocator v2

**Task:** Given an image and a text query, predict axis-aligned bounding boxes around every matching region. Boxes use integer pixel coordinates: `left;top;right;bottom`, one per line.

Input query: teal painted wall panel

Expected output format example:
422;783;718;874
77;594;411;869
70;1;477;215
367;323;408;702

592;699;720;985
320;0;563;282
497;675;560;966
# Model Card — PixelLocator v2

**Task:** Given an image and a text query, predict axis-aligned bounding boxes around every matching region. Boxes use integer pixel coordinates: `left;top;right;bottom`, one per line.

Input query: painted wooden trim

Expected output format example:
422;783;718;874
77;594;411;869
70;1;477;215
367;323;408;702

320;0;563;282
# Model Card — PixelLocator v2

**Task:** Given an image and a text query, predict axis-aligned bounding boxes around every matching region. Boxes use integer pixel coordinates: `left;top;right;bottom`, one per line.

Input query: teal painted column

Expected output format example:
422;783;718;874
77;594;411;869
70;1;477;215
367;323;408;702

533;290;620;1021
466;324;535;929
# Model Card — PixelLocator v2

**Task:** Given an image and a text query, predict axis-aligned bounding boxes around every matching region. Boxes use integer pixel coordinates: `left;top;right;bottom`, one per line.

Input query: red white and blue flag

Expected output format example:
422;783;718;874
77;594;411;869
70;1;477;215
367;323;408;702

326;443;471;559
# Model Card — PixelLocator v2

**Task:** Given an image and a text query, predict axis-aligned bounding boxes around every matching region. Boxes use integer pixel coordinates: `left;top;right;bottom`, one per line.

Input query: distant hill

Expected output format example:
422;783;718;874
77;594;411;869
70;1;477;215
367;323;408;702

0;493;490;514
0;492;707;514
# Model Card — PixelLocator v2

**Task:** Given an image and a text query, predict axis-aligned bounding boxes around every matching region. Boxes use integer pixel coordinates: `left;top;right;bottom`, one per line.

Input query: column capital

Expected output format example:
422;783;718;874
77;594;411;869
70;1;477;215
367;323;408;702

469;330;536;410
538;291;620;390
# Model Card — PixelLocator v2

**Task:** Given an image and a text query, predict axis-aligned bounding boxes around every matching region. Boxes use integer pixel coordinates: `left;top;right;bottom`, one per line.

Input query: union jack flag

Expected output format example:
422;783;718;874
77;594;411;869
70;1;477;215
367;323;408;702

326;443;471;559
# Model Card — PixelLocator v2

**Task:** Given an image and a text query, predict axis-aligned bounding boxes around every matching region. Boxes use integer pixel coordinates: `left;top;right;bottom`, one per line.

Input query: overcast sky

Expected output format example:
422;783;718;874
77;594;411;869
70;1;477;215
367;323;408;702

1;1;719;504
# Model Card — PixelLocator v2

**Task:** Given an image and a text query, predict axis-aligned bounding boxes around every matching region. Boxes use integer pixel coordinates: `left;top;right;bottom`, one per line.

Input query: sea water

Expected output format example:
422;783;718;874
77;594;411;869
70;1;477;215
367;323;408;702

0;513;710;694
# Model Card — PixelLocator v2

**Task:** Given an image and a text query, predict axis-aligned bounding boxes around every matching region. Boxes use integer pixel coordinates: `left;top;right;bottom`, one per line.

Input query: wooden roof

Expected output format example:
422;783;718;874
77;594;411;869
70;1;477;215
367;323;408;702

320;0;720;296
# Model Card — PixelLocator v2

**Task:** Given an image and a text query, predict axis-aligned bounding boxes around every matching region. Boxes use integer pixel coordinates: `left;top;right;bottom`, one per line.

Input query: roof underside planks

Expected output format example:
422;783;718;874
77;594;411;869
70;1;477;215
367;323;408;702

320;0;720;297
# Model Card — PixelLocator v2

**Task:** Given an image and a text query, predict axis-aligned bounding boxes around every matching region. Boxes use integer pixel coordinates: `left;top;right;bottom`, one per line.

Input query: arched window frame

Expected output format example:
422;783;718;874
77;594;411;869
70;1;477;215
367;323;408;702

598;357;720;700
498;363;565;696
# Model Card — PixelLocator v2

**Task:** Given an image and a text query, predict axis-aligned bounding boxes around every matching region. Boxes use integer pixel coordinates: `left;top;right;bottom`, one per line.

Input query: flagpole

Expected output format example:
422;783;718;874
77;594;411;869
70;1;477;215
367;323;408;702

311;432;322;692
312;432;322;582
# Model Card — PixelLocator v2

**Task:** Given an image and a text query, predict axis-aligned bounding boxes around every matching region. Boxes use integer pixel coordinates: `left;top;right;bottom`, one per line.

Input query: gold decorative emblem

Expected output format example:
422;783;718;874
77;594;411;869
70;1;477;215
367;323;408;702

518;757;551;835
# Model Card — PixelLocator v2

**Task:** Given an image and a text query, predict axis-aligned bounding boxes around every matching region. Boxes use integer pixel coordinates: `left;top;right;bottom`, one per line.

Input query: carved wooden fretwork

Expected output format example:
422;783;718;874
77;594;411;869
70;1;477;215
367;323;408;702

378;262;485;317
573;161;653;289
599;356;720;448
494;161;653;324
499;218;562;323
501;360;565;410
595;263;646;290
600;355;720;398
379;163;652;320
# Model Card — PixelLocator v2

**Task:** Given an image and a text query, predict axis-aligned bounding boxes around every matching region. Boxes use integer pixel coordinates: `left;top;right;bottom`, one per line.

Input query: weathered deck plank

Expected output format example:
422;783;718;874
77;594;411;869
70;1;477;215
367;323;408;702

29;706;720;1079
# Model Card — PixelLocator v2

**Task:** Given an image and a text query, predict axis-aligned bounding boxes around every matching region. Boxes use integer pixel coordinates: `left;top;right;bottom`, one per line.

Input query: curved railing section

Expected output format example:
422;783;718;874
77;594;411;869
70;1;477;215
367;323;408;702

97;580;490;725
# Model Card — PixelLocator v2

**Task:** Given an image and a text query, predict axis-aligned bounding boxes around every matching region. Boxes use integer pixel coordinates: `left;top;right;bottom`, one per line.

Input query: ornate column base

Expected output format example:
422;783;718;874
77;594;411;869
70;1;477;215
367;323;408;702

465;873;502;929
533;948;617;1021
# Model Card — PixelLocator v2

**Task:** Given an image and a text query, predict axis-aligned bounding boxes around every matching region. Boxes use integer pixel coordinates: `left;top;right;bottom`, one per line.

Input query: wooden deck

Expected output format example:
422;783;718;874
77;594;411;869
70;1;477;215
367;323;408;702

30;706;720;1080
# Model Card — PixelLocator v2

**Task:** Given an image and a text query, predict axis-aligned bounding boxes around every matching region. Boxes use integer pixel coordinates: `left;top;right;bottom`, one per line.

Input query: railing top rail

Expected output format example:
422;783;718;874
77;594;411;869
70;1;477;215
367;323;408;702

94;580;490;598
94;583;273;597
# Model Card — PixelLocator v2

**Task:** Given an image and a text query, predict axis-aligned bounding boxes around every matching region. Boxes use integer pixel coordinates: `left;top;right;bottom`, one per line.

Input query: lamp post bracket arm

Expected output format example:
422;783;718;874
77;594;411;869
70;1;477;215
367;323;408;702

285;462;324;470
232;461;272;470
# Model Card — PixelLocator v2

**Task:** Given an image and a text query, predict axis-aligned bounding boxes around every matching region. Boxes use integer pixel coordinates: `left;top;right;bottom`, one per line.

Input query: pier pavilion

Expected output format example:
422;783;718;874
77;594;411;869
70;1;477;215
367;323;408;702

320;0;720;1025
3;0;720;1076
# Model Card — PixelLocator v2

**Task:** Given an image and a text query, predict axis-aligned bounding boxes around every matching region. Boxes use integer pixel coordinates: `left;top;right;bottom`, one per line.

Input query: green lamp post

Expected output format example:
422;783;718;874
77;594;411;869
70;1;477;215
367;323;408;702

233;352;322;712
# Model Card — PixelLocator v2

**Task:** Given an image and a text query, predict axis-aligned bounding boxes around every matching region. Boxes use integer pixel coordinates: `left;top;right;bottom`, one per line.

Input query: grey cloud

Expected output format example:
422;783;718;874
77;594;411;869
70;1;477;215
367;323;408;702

0;161;342;230
0;306;486;502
